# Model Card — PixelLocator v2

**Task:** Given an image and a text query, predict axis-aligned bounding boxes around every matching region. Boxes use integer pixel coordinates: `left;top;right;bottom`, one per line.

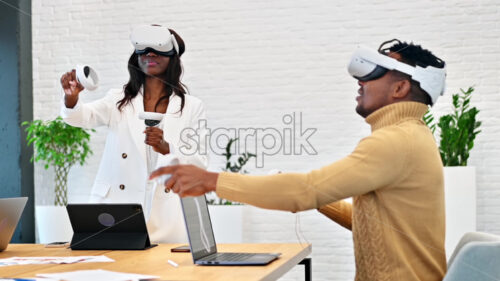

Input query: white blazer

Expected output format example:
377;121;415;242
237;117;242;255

61;88;208;243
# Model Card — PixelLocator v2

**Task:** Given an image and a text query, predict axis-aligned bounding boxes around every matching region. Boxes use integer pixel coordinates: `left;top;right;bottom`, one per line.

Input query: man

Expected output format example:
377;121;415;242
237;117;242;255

150;39;447;281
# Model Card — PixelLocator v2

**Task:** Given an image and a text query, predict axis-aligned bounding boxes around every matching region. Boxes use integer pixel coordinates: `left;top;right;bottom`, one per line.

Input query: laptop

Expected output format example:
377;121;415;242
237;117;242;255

180;195;280;265
66;204;156;250
0;197;28;251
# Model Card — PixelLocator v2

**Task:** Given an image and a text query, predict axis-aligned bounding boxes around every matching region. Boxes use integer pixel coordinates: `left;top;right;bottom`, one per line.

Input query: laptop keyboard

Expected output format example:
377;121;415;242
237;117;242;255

203;253;254;262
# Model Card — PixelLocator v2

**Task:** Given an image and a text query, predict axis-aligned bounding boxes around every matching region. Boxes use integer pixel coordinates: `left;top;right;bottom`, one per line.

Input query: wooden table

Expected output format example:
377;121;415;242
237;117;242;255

0;243;311;281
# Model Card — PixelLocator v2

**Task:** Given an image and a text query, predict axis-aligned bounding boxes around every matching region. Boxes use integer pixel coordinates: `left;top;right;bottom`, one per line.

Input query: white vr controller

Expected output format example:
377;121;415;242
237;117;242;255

139;111;165;127
347;46;446;105
75;64;99;91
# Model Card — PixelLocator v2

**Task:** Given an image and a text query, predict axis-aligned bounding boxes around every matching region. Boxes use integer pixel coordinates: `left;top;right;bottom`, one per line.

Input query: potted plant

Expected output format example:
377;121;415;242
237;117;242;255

23;116;93;243
208;138;256;243
425;86;481;258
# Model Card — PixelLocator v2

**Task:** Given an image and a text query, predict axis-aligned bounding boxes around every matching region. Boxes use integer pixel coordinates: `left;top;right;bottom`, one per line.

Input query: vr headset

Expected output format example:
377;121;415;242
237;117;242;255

130;25;180;57
348;45;446;105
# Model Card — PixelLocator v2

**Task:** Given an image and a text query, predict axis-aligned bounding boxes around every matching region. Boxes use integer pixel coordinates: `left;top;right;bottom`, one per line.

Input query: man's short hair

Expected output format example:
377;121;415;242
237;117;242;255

379;40;446;105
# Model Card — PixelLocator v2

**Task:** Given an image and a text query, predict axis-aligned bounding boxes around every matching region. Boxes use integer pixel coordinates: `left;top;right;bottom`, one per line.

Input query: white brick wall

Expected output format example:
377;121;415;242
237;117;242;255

31;0;500;280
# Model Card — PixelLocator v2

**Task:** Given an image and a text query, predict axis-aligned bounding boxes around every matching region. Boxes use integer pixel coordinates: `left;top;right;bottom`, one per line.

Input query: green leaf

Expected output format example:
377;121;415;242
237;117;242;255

21;116;95;201
436;86;481;166
218;137;256;204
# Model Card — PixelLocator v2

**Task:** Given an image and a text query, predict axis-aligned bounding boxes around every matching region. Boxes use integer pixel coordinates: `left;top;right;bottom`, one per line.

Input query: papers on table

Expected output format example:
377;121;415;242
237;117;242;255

0;256;114;267
0;257;158;280
0;278;37;281
37;269;159;281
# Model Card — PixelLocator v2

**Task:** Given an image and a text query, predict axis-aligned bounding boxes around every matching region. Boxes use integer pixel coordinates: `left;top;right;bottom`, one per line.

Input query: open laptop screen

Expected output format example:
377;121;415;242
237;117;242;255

0;197;28;251
180;195;217;260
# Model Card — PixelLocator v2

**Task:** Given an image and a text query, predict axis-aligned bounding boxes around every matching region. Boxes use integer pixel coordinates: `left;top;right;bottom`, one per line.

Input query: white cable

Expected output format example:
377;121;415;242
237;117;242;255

295;213;309;247
139;113;164;219
267;169;309;247
146;145;155;177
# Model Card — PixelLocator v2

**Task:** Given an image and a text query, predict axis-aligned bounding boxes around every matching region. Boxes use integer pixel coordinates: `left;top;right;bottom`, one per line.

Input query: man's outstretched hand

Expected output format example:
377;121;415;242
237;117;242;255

149;165;219;197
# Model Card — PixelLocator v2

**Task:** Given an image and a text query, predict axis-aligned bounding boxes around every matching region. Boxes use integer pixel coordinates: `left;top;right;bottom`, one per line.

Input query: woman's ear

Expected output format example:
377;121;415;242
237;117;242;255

392;79;411;99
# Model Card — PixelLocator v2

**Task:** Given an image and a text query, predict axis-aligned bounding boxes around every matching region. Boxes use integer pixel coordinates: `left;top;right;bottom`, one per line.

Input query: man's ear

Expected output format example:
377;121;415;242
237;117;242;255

392;79;411;99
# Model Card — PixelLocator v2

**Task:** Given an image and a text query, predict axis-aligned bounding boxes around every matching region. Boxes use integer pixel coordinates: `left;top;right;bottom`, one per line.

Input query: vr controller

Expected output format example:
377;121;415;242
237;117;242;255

138;111;165;127
75;64;99;91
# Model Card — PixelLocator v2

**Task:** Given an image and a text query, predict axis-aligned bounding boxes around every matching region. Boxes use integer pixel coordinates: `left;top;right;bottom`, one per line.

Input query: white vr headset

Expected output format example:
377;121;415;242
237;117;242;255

130;25;180;57
348;45;446;105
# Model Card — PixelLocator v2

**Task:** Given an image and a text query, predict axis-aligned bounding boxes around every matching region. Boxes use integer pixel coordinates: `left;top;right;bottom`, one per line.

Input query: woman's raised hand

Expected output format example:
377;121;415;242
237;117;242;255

61;69;84;108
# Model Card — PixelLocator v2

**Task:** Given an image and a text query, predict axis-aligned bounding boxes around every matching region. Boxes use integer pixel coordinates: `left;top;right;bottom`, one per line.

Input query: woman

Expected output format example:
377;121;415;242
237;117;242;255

60;25;208;243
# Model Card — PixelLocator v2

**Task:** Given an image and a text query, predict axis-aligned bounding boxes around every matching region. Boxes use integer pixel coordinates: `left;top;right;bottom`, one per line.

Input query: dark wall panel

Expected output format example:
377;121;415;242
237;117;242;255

0;0;34;243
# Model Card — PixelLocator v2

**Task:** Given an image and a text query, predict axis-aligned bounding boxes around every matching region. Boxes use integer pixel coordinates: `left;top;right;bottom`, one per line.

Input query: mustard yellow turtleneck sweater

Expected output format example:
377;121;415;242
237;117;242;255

216;101;446;281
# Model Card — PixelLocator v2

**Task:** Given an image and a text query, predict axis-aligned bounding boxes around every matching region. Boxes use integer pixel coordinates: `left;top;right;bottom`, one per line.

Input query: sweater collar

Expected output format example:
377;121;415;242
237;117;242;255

365;101;429;131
